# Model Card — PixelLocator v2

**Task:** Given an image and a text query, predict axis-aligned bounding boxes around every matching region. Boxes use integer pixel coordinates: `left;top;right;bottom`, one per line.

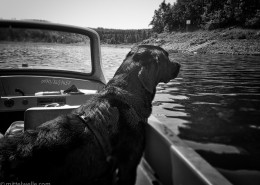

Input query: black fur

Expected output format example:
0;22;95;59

0;45;180;185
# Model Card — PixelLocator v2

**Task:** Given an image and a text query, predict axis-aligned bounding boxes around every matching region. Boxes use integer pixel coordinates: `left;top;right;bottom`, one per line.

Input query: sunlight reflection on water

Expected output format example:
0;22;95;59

101;46;131;81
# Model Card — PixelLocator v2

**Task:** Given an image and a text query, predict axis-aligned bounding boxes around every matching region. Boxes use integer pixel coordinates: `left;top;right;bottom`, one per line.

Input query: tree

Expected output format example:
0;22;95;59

150;0;260;32
149;0;172;33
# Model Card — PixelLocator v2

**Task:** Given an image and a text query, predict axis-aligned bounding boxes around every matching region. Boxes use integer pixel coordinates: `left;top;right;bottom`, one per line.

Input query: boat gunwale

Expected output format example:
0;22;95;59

145;115;232;185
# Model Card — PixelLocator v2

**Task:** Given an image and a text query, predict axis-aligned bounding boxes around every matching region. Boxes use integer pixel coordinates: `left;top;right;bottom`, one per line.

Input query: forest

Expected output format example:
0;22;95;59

150;0;260;33
0;28;89;44
0;26;151;45
94;28;151;44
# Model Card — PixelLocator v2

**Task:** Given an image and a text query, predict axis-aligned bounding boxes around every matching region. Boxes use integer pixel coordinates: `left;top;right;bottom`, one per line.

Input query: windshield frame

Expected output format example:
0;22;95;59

0;20;105;83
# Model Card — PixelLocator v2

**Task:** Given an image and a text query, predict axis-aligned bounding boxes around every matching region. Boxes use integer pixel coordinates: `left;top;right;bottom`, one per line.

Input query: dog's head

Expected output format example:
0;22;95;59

127;45;180;93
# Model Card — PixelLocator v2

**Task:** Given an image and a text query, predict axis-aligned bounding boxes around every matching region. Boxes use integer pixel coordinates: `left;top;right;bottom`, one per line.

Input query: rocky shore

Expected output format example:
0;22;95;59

142;28;260;56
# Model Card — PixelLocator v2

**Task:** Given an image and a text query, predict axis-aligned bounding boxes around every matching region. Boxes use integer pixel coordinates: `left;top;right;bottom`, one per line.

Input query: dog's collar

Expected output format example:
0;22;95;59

103;86;151;120
76;113;113;162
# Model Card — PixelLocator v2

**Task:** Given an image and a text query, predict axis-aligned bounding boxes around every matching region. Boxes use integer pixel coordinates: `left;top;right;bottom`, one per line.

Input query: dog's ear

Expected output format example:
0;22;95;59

138;63;157;94
132;48;157;66
134;47;160;93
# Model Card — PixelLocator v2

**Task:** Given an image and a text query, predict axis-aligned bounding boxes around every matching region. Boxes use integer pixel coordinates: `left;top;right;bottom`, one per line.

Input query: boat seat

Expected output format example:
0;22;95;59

4;105;79;135
24;105;79;130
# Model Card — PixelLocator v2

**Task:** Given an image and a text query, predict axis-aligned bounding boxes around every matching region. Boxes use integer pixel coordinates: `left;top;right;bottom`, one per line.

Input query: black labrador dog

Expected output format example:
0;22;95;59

0;45;180;185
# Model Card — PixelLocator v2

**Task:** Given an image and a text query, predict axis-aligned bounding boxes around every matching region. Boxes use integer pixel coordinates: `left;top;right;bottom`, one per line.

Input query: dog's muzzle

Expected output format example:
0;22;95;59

171;62;180;79
162;62;180;83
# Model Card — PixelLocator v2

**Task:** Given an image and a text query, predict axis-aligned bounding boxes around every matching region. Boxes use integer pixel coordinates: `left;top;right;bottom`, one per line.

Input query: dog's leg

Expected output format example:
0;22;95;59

116;135;145;185
117;163;139;185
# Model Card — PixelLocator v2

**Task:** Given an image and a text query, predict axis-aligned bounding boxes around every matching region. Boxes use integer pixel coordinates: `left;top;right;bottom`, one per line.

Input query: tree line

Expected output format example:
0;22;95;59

150;0;260;33
0;27;151;44
0;28;89;44
94;28;152;44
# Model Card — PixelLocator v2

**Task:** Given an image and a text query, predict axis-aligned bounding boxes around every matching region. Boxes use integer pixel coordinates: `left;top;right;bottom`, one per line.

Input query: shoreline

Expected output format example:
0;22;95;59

101;43;134;49
141;27;260;56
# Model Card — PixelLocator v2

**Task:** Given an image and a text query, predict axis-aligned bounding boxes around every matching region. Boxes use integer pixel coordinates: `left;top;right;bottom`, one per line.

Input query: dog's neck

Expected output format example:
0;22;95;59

106;71;155;119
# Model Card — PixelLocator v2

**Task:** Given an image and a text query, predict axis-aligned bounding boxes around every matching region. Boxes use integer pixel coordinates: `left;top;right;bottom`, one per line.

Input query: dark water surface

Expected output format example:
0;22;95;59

153;53;260;173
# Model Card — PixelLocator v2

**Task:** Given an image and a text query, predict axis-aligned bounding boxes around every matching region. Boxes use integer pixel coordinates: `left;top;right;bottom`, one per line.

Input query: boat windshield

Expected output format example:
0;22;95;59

0;27;92;74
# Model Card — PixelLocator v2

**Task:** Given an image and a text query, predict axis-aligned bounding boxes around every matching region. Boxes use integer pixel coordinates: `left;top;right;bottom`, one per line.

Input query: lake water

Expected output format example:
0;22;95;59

104;47;260;174
153;53;260;173
1;43;260;174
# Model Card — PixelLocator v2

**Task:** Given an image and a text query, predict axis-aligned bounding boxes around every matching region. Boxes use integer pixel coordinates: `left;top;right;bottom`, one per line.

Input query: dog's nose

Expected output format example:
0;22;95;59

171;62;180;78
176;62;181;70
173;62;180;71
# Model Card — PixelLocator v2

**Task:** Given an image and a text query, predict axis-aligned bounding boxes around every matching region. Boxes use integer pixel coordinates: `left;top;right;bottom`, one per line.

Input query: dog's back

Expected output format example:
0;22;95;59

0;87;143;184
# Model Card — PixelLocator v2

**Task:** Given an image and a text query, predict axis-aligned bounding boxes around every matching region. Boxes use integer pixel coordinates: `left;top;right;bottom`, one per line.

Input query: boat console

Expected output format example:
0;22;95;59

0;20;106;132
0;75;104;112
0;75;103;133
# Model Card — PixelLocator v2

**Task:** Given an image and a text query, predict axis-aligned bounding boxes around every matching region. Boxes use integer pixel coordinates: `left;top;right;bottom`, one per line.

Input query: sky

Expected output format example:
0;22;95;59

0;0;176;29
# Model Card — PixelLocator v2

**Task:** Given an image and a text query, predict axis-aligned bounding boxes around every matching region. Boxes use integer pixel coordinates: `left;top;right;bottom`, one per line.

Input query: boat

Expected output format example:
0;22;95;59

0;20;232;185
